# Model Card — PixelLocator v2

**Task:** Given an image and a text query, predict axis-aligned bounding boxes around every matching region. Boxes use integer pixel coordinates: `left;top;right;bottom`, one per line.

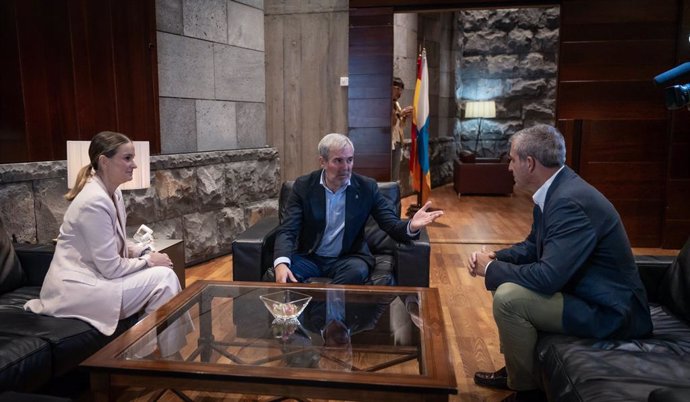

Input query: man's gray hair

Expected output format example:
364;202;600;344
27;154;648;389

318;133;354;160
510;124;566;168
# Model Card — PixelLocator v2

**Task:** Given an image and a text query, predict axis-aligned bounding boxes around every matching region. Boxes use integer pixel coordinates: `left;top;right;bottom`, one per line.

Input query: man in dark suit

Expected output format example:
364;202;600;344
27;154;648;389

273;133;443;284
467;124;652;401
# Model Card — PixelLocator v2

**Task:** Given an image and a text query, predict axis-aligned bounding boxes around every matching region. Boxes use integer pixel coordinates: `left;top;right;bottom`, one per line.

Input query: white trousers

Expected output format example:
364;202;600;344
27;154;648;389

120;266;193;357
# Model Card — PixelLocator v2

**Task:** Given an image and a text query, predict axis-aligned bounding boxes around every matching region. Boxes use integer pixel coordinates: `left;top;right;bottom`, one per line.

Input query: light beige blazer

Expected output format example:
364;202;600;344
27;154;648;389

25;176;148;335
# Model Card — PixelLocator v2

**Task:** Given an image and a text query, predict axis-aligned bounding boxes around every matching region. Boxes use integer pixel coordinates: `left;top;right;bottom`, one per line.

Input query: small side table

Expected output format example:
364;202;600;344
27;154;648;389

129;238;186;288
154;239;185;288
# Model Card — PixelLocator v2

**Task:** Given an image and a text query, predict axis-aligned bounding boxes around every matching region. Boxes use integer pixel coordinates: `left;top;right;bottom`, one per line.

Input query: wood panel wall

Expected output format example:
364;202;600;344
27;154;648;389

348;7;394;181
556;0;687;247
664;0;690;248
264;3;348;182
0;0;159;163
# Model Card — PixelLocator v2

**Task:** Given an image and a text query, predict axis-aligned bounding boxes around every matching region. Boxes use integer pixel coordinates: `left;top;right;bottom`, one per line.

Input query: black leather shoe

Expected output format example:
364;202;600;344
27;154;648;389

501;390;547;402
474;366;509;390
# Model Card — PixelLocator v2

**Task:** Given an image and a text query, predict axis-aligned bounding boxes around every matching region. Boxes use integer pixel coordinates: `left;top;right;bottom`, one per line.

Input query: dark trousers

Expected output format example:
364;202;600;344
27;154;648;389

290;253;369;284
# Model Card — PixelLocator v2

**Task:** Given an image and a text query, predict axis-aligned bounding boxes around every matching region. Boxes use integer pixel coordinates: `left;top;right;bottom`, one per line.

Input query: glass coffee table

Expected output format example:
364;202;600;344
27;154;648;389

82;281;457;401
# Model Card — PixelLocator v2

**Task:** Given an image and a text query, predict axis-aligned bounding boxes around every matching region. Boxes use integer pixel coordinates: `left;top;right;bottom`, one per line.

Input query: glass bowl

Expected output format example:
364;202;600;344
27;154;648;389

260;290;312;321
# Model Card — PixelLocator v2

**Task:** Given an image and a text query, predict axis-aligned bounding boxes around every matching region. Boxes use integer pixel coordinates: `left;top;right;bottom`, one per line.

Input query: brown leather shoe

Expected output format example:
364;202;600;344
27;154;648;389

474;366;509;390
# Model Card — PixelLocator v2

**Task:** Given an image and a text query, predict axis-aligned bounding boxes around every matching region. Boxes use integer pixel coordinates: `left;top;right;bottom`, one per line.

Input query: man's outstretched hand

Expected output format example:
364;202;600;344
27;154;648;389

409;201;444;232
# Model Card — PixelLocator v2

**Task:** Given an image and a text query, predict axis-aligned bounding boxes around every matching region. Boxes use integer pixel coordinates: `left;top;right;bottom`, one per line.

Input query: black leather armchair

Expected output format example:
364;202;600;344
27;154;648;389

232;181;430;287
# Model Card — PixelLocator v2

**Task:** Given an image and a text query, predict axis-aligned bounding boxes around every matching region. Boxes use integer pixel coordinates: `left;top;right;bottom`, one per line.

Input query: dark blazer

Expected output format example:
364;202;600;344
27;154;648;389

485;166;652;339
274;170;414;269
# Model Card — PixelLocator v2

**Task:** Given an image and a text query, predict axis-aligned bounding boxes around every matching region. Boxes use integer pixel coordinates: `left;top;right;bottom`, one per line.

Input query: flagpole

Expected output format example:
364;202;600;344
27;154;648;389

407;46;424;218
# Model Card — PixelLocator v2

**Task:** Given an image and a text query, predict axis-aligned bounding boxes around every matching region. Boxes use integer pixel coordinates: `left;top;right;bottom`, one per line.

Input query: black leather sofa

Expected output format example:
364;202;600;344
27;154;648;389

232;181;431;287
0;222;134;397
536;237;690;402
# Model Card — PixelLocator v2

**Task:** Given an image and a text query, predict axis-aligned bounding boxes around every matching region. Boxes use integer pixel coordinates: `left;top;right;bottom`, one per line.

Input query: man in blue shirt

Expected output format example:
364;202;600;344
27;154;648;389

273;133;443;284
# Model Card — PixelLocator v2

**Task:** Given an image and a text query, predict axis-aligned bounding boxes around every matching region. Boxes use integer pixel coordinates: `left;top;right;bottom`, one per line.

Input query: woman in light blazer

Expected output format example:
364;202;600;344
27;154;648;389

25;131;190;357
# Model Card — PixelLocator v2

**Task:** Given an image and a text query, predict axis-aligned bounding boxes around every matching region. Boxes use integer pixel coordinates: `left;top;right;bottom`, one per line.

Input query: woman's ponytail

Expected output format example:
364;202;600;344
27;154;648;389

64;164;93;201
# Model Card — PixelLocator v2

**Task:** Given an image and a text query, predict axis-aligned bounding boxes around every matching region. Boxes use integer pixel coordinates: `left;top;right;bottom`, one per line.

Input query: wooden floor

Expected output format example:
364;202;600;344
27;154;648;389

153;184;678;402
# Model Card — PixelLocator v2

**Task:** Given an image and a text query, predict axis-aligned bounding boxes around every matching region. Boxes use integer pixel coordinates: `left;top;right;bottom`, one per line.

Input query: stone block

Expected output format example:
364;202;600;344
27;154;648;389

507;28;534;53
0;161;64;182
523;101;556;125
265;0;347;14
182;0;227;43
534;28;559;53
518;53;557;78
225;159;280;207
196;100;238;151
214;45;265;102
464;30;508;56
34;178;70;244
487;54;519;77
157;32;214;99
227;2;264;51
235;0;264;10
183;211;220;263
123;185;159;227
0;183;36;243
244;199;278;227
156;0;183;34
196;165;226;211
236;102;267;148
505;79;548;98
160;97;197;154
155;168;198;219
461;78;503;100
217;207;245;253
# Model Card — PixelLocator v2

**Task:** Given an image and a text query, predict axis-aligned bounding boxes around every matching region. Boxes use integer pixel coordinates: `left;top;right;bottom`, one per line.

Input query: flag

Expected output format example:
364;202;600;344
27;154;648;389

409;49;431;204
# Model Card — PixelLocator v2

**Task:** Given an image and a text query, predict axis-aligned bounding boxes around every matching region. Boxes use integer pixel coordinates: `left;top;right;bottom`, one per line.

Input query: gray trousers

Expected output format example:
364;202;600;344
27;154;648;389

493;282;564;390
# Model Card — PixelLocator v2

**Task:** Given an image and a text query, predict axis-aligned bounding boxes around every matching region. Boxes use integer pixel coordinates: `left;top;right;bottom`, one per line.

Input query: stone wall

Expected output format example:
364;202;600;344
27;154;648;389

156;0;267;154
0;148;280;265
455;7;560;157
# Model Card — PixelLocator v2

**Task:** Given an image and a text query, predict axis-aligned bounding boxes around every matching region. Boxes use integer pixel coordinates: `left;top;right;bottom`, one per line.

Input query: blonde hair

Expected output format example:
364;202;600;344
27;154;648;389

65;131;132;201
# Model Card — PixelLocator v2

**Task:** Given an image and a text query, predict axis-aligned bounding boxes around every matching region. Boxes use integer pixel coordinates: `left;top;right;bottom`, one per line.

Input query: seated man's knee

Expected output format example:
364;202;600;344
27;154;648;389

337;259;369;284
493;282;530;315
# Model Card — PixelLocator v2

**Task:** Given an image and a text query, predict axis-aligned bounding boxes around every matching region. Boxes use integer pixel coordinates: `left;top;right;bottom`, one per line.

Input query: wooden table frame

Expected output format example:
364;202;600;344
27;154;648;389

82;281;457;401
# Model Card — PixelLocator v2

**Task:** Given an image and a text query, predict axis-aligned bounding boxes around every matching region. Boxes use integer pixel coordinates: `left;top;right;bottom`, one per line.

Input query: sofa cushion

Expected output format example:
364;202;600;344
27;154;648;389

541;344;690;402
13;244;55;287
0;222;26;294
658;237;690;322
537;304;690;362
648;387;690;402
0;286;134;377
0;334;52;393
